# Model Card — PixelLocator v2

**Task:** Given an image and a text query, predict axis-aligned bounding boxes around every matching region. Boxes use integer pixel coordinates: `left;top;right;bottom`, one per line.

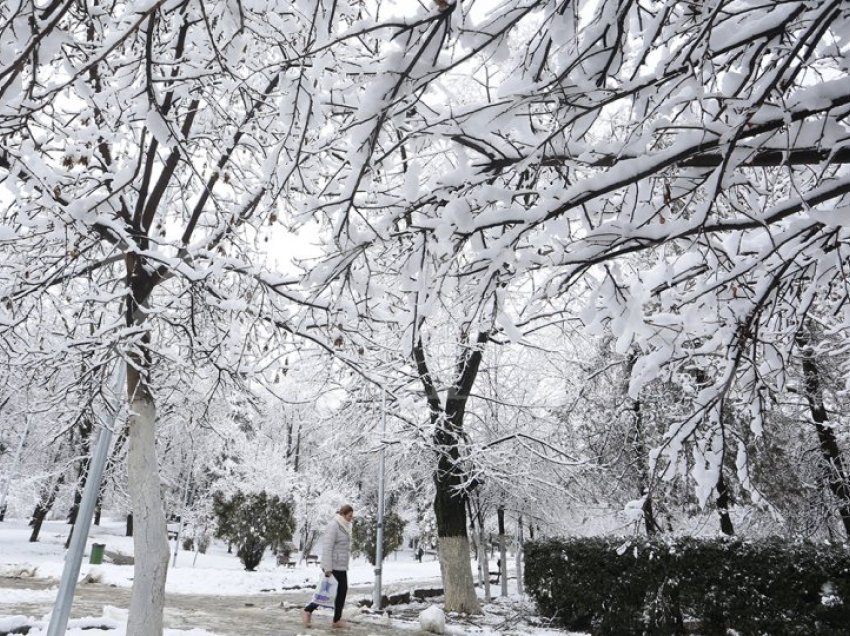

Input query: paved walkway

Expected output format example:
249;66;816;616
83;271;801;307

0;576;427;635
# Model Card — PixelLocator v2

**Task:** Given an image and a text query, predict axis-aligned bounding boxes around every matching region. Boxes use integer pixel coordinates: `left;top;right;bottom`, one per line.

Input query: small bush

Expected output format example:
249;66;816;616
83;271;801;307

352;508;406;565
212;490;295;571
524;536;850;635
197;532;210;554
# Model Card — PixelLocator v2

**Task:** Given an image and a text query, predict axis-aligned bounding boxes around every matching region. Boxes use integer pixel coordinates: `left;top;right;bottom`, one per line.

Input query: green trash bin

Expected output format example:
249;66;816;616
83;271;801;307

90;543;105;565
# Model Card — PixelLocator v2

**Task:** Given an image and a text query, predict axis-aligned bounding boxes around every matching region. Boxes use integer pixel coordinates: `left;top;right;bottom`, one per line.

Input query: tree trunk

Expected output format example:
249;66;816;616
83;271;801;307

67;408;94;527
437;534;479;613
623;352;658;535
126;388;170;635
497;507;508;597
29;508;48;543
477;512;490;600
67;487;83;526
798;336;850;537
29;474;65;542
65;465;90;548
515;515;524;596
126;513;133;537
716;471;734;536
416;333;486;614
466;503;483;588
94;495;102;526
434;450;480;613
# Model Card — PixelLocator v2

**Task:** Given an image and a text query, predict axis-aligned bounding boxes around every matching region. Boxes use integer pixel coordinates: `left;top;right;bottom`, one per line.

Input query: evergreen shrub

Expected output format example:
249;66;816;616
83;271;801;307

351;508;406;564
524;536;850;635
212;490;294;571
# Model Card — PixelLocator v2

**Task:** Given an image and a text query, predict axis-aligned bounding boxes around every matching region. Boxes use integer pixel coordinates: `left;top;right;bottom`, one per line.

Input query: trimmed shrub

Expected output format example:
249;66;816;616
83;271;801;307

524;536;850;635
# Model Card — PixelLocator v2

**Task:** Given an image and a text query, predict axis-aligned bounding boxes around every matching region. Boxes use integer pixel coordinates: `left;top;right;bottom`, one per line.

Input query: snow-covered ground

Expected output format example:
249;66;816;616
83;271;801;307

0;517;444;596
0;518;579;636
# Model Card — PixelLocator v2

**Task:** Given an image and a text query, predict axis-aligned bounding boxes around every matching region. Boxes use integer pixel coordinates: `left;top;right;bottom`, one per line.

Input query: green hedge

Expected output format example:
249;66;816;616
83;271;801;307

524;536;850;635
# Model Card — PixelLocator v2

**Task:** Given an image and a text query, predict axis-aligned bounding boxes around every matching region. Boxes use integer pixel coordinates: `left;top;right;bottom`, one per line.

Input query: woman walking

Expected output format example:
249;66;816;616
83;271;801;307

302;504;354;628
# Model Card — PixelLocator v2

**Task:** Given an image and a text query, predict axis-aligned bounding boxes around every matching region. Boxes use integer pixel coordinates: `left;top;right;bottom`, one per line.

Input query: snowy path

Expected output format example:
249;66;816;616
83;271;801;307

0;576;426;635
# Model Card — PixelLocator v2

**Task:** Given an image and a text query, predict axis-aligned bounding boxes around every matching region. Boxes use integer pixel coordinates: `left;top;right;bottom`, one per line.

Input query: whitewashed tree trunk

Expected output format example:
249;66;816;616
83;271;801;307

438;536;480;614
515;516;524;596
126;389;169;635
478;523;490;601
419;334;487;615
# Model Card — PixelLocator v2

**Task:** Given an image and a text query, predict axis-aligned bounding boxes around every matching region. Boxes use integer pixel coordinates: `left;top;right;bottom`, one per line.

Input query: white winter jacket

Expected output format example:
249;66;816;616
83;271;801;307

319;516;351;572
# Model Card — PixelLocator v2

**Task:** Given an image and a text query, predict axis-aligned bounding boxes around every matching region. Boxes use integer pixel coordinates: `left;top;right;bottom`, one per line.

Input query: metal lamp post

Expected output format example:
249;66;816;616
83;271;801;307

46;363;126;636
372;388;387;610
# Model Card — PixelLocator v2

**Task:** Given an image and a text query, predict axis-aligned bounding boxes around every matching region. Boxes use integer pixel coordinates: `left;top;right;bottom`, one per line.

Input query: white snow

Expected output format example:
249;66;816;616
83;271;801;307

419;605;446;633
0;518;444;596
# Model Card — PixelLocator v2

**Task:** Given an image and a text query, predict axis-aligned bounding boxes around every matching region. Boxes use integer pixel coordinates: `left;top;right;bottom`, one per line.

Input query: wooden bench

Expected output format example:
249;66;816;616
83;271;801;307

306;554;319;565
276;554;295;568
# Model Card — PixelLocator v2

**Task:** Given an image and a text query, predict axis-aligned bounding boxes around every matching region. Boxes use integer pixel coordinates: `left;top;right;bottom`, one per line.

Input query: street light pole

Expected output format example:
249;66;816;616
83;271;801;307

46;362;126;636
372;388;387;610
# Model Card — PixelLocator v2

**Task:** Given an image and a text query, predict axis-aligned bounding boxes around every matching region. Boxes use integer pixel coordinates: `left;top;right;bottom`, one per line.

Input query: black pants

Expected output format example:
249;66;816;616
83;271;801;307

305;570;348;623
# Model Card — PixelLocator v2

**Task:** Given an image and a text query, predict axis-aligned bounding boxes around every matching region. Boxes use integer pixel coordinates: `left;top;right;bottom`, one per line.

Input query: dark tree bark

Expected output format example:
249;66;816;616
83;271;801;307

94;495;102;526
497;506;508;597
797;332;850;537
65;485;83;548
716;471;734;536
29;473;65;542
414;331;487;613
65;416;94;547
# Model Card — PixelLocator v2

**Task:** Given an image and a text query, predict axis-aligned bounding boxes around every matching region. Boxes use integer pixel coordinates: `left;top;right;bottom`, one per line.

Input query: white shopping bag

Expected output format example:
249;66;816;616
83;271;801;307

310;574;338;608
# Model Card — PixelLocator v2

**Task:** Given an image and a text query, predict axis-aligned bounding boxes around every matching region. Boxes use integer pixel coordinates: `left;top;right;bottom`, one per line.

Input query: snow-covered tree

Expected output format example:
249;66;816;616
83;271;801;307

296;0;850;602
0;0;353;630
4;0;850;624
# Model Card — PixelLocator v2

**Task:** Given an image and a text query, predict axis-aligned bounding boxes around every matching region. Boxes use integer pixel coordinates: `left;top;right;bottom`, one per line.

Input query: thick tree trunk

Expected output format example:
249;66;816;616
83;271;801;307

126;389;170;635
434;452;480;613
29;509;48;543
798;338;850;537
417;334;485;614
437;535;479;613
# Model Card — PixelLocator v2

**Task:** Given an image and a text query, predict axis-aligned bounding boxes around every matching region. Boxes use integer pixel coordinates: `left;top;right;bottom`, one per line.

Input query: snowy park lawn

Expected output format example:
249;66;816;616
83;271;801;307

0;518;577;636
0;517;444;596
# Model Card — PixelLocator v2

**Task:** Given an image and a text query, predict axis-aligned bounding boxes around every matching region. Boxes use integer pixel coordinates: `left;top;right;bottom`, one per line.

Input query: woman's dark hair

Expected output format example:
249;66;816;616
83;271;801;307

338;504;354;516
